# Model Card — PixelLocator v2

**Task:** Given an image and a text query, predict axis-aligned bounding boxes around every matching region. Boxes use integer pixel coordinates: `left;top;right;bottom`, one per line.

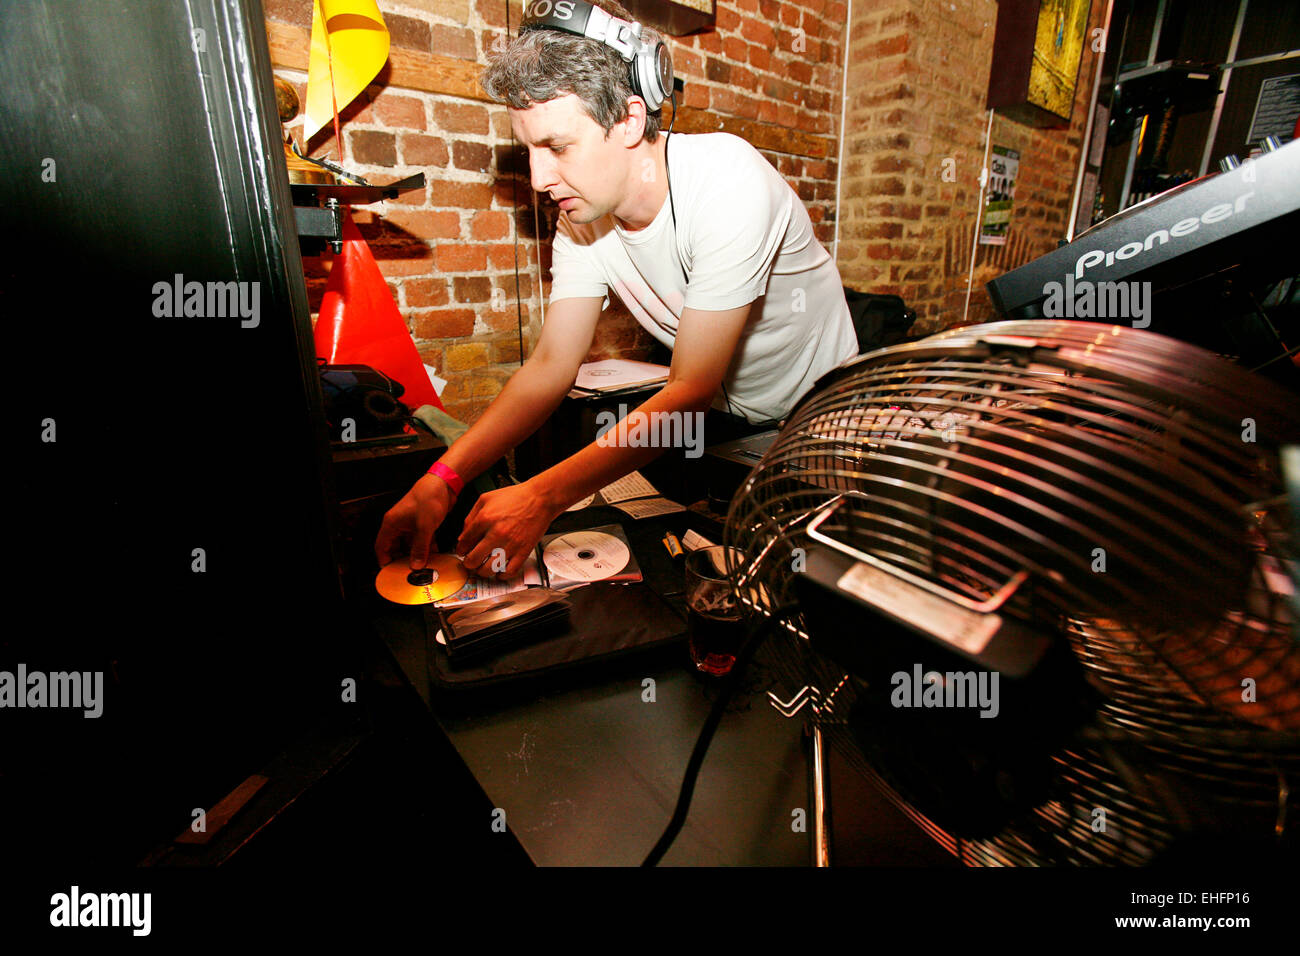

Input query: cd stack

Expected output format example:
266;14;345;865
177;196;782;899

436;588;572;662
540;524;643;590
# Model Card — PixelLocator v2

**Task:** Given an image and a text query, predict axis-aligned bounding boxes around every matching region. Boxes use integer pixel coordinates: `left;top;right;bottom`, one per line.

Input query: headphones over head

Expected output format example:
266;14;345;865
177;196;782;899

520;0;674;113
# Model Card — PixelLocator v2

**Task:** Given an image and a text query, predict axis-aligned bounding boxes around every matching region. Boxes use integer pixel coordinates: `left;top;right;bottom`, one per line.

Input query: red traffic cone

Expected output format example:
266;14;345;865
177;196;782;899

314;212;445;412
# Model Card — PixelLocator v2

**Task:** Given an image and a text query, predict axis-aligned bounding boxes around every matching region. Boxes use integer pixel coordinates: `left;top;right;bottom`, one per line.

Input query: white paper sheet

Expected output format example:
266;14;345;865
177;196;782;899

434;553;541;606
598;471;660;503
681;529;717;551
612;496;686;519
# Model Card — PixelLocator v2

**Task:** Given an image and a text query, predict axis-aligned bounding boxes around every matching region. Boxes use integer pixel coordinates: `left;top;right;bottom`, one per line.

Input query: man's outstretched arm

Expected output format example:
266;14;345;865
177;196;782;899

455;301;754;578
374;294;605;569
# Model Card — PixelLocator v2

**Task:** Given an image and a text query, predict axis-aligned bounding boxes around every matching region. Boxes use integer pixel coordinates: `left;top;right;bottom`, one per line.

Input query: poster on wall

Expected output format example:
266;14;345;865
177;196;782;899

980;146;1020;245
1247;74;1300;146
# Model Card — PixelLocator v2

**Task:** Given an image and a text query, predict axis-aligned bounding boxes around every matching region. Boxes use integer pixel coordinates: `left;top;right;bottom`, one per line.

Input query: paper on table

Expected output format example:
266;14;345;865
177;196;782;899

435;577;523;607
573;359;669;392
435;553;541;606
613;496;686;519
681;529;717;551
598;471;659;503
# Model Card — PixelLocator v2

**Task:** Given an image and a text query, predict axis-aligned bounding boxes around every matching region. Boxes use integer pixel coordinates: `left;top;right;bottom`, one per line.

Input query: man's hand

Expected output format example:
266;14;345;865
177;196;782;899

370;295;603;572
456;480;563;579
374;474;456;569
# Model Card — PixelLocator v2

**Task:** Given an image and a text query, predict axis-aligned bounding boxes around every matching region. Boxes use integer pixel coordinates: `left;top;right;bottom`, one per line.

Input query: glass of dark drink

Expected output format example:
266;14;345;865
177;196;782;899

685;546;746;677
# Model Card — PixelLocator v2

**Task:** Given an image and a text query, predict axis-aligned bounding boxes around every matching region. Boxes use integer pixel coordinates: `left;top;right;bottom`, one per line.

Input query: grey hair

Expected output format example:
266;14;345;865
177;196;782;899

481;21;664;143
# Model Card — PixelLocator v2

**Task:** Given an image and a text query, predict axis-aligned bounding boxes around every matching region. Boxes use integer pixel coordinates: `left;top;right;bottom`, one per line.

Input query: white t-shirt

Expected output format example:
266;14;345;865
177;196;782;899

547;131;858;423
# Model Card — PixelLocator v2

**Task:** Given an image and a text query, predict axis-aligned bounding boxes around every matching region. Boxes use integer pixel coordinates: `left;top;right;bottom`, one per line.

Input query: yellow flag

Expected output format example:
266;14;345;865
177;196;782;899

303;0;390;142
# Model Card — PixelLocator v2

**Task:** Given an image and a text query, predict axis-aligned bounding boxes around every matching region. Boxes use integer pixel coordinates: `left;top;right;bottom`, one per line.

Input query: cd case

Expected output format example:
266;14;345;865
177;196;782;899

539;523;643;590
435;587;572;663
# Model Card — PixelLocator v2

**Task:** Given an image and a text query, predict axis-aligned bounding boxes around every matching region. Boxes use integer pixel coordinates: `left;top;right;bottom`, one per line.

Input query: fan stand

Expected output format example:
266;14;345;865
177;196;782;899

769;684;841;866
808;723;832;867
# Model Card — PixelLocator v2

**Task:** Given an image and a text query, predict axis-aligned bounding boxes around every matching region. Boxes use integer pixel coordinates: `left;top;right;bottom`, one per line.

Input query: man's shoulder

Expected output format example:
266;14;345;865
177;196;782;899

672;133;792;240
673;133;784;208
673;131;765;170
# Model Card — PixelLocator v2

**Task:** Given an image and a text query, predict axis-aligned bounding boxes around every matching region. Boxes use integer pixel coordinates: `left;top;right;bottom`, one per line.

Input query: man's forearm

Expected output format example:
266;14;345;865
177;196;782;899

526;380;714;511
437;358;573;482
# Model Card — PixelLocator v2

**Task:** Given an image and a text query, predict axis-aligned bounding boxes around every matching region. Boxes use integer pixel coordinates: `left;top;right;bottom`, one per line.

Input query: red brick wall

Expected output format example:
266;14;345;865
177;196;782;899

836;0;1107;333
678;0;848;244
265;0;1102;421
264;0;847;424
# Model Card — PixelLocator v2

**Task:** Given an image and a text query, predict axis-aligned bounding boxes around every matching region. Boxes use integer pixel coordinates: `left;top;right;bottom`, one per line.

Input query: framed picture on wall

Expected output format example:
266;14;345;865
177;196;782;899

988;0;1094;128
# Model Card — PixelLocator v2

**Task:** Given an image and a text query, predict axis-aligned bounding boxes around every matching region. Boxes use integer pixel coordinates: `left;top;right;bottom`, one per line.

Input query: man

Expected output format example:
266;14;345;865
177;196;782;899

374;0;857;578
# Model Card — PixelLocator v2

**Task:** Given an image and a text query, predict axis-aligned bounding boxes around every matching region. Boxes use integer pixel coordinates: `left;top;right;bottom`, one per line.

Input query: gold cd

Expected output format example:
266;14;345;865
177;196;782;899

375;554;468;605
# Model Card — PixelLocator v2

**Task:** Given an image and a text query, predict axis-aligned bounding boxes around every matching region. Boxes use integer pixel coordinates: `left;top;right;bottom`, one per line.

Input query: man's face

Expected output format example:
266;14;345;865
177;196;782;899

509;93;631;224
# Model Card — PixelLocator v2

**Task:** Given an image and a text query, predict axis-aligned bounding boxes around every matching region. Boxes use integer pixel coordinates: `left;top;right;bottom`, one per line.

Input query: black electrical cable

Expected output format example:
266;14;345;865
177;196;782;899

664;91;688;293
641;613;780;866
665;88;679;241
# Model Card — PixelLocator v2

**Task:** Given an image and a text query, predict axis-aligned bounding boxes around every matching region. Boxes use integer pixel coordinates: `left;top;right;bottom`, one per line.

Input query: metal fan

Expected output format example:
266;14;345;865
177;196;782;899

724;320;1300;866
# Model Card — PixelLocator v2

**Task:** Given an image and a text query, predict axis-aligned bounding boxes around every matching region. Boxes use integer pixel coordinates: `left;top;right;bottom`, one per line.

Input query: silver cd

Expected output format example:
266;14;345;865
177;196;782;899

542;530;631;582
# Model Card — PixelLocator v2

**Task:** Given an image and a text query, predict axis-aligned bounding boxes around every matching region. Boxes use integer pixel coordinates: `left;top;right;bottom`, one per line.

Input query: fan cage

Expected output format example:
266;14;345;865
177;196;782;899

724;321;1300;866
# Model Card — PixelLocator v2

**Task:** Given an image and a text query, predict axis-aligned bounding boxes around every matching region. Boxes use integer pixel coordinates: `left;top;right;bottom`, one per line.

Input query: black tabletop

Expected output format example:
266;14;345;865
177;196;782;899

371;504;817;865
368;502;955;867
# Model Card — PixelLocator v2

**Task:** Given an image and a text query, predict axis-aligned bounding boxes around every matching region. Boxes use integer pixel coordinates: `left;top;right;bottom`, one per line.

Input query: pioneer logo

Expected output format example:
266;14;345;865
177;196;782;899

1073;191;1255;280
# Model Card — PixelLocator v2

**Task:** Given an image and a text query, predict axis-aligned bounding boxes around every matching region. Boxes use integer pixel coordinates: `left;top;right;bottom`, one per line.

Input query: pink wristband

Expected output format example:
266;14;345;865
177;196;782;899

426;460;464;498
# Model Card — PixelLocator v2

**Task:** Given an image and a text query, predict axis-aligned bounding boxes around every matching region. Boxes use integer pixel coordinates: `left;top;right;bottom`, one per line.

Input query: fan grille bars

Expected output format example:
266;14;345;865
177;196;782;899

725;320;1300;865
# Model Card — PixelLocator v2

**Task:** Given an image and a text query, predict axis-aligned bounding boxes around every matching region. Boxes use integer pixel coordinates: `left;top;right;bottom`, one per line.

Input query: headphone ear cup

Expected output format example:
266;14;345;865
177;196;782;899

655;43;673;108
635;44;670;113
630;53;655;111
627;58;643;104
